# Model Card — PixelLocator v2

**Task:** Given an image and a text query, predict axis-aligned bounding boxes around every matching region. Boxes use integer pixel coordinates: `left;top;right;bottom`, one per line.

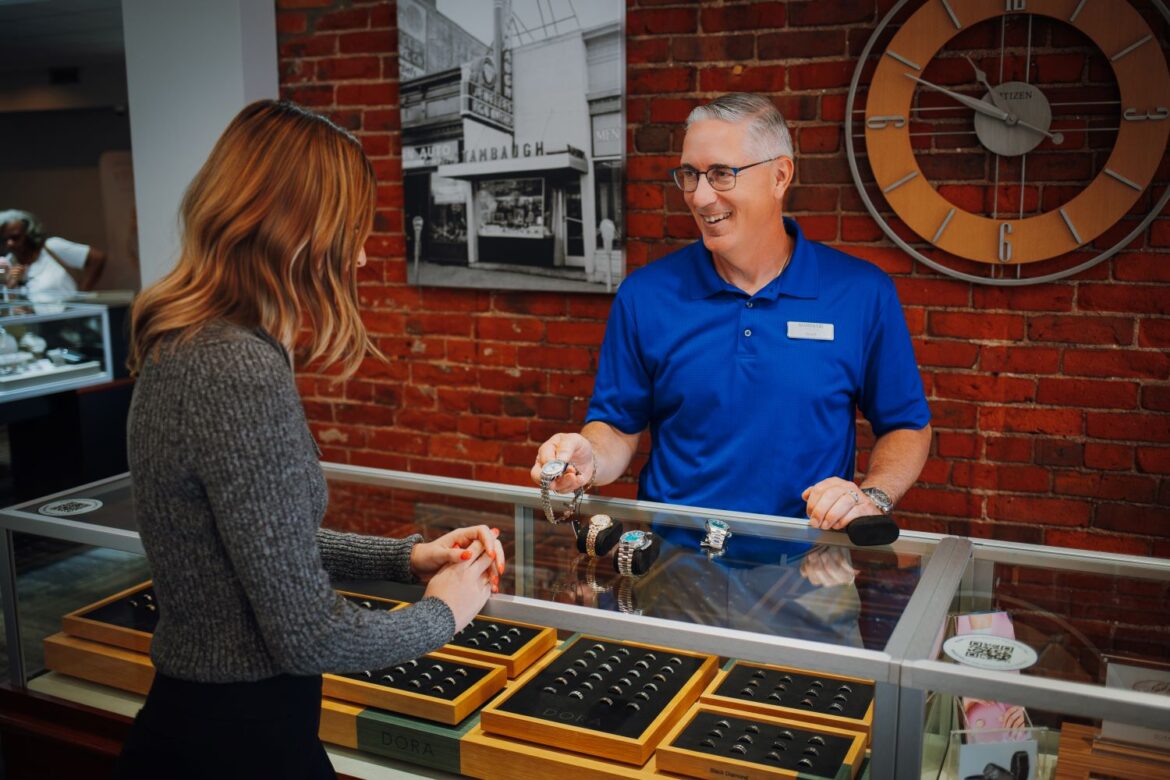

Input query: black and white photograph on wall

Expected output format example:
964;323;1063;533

398;0;625;293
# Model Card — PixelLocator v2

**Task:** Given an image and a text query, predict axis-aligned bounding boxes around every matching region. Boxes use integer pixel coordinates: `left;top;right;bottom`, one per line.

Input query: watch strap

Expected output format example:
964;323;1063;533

616;543;634;576
586;522;605;557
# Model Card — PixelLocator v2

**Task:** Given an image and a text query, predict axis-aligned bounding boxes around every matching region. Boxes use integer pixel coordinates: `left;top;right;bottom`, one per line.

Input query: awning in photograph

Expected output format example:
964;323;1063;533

438;152;589;180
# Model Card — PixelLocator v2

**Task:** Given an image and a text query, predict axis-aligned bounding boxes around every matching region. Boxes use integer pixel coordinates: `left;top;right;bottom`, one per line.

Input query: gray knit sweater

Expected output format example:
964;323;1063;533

128;320;455;683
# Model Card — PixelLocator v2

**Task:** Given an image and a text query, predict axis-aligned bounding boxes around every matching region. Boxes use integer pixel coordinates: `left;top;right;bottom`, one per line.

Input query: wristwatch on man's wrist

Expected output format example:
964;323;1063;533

861;486;894;515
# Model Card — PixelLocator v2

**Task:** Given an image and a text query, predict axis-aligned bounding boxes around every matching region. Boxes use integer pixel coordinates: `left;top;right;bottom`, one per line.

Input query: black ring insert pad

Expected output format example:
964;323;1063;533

672;710;853;776
495;636;703;738
715;663;873;721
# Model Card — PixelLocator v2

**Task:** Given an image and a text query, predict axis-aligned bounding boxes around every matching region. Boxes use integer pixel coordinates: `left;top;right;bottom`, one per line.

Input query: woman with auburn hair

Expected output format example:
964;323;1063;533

115;100;503;780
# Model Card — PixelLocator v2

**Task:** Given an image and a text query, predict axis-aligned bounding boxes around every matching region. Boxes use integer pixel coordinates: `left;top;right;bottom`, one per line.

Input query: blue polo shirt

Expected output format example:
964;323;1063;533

586;217;930;519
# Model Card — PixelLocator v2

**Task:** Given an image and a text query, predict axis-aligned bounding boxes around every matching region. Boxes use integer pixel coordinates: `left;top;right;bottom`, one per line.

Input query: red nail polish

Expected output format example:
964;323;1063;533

490;527;500;536
460;551;472;560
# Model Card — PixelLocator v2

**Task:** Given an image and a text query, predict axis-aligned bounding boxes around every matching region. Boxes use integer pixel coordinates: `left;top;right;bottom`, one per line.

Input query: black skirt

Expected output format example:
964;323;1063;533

114;672;336;780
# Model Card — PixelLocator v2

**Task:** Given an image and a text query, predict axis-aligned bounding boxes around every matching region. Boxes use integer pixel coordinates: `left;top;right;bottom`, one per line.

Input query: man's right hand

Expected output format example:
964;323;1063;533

532;433;596;493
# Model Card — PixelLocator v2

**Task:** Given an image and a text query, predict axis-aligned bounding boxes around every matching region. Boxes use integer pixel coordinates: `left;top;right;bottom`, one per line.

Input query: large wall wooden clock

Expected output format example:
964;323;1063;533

846;0;1170;284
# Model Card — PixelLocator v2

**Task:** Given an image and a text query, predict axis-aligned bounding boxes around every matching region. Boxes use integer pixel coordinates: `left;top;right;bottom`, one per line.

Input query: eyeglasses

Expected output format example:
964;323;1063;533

670;157;778;192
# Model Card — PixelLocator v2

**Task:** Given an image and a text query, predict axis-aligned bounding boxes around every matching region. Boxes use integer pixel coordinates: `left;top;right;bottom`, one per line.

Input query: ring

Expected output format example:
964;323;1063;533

848;489;860;504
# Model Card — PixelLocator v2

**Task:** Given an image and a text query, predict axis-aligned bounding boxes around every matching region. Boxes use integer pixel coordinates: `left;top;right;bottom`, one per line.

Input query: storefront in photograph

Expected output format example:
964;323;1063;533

399;0;624;293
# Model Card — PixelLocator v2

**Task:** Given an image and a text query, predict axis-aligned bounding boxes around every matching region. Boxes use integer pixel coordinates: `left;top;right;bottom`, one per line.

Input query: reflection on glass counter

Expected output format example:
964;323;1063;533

322;477;926;654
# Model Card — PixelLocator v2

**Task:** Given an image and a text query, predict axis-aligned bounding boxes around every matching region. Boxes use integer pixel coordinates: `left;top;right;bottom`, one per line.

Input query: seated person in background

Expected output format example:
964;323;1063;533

0;209;107;294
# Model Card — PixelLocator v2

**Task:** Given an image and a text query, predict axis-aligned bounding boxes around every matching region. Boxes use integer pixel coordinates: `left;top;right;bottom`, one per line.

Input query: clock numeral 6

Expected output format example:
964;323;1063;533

866;115;906;130
998;223;1013;263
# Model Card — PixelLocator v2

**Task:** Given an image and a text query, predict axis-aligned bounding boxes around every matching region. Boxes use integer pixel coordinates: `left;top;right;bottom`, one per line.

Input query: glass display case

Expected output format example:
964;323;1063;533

1;465;956;779
0;298;113;403
2;465;1167;779
903;538;1170;779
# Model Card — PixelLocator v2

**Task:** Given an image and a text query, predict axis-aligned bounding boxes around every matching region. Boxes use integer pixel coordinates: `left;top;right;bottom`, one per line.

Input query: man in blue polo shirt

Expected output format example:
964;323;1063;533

532;92;931;531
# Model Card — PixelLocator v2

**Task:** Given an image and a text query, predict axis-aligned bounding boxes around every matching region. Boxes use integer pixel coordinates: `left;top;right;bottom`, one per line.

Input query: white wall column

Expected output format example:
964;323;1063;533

121;0;277;287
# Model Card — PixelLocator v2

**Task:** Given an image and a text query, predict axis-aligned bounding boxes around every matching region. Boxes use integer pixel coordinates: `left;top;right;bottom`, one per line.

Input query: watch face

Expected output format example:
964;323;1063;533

620;530;646;548
847;0;1170;284
541;459;568;480
706;519;730;533
590;514;613;529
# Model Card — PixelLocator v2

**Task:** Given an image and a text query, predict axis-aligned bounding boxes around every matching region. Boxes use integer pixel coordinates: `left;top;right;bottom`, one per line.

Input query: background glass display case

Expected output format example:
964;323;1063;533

2;465;1167;779
903;539;1170;779
0;465;956;779
0;298;113;403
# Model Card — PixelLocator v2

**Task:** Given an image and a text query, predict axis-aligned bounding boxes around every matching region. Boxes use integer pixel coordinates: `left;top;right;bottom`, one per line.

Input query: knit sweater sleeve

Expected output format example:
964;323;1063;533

316;527;420;582
185;334;454;675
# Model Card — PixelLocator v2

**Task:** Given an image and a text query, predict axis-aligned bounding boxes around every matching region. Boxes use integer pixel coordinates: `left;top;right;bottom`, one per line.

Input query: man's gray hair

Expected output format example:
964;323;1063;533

0;209;46;245
685;93;794;161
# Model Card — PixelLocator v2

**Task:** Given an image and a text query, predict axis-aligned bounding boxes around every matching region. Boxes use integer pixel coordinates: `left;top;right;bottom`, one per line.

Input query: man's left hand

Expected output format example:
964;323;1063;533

799;545;859;586
801;477;879;530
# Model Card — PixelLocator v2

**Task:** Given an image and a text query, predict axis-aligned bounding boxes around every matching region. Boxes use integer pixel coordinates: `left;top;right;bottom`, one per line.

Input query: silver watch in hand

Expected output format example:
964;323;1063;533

539;459;591;524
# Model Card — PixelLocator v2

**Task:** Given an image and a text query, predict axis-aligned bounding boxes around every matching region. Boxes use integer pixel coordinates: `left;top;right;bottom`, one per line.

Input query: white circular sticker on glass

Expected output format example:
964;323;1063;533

943;634;1038;672
38;498;104;517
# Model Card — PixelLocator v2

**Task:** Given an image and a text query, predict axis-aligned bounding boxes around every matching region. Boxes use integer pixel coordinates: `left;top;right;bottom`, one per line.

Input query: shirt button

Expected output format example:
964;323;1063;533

744;329;752;337
746;301;753;308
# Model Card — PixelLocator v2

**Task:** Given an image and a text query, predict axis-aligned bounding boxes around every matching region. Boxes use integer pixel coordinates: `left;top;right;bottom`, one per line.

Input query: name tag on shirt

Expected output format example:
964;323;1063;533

787;321;835;341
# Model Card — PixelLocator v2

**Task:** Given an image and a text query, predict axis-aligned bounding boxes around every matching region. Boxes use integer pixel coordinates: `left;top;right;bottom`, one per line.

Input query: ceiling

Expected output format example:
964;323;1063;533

0;0;124;72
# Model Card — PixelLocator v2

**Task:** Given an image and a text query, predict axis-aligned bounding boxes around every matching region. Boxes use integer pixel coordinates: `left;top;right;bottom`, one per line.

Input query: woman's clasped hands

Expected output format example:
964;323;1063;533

411;525;506;631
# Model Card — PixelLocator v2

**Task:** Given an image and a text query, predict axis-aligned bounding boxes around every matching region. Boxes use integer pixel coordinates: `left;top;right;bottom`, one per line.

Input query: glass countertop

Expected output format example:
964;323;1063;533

1;469;940;658
7;477;137;533
323;470;933;656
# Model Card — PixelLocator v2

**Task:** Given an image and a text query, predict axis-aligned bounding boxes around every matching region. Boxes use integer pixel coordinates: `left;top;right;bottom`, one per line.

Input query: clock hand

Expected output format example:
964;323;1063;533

904;73;1064;144
905;72;1011;119
964;56;1011;112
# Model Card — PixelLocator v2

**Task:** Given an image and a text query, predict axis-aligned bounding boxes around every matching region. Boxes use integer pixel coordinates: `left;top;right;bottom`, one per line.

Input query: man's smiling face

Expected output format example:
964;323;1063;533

680;119;785;263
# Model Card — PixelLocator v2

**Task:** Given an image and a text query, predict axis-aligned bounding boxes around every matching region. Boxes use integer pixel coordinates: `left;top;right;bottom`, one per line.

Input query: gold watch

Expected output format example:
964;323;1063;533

584;514;613;557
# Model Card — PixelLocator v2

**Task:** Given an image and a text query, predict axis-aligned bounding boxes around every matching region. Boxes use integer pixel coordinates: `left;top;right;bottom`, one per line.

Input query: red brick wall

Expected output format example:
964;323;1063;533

278;0;1170;557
